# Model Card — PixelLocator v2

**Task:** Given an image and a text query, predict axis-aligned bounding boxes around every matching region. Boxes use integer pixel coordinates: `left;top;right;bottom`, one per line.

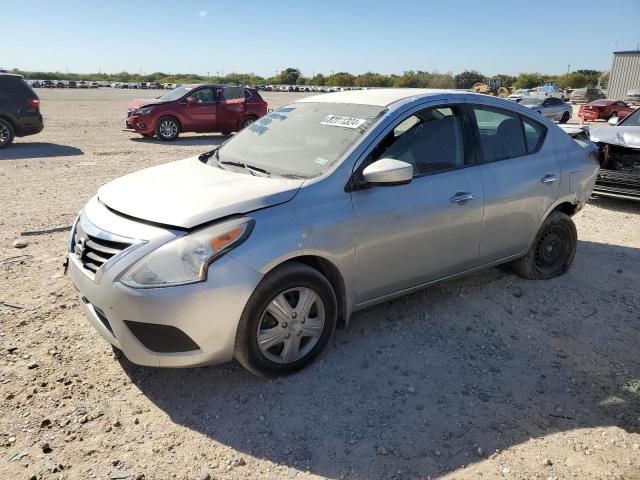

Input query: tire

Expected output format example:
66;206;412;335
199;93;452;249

560;111;570;124
154;116;180;141
512;211;577;280
240;115;258;130
0;118;15;149
234;262;337;376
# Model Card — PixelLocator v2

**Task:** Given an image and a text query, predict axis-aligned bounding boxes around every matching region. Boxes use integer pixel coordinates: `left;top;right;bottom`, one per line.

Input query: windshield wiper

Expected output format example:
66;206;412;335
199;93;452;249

217;159;271;177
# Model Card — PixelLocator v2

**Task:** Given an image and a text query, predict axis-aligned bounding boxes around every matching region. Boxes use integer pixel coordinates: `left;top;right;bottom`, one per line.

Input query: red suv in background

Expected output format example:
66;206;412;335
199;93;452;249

125;84;267;141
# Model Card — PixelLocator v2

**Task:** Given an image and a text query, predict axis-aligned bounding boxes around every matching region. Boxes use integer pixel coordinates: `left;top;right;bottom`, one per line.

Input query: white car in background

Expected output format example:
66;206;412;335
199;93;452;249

508;89;533;103
534;85;567;101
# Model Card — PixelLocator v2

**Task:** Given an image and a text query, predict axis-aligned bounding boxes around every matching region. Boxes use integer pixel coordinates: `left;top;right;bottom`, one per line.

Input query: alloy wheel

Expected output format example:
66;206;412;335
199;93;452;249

0;124;9;145
159;120;178;139
257;287;325;364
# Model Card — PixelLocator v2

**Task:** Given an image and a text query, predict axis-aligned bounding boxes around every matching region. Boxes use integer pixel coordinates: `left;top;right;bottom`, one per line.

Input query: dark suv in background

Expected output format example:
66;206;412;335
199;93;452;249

0;73;44;148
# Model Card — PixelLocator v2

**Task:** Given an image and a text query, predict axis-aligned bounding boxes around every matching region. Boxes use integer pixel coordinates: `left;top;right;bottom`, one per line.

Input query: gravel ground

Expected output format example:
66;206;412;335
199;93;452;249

0;89;639;480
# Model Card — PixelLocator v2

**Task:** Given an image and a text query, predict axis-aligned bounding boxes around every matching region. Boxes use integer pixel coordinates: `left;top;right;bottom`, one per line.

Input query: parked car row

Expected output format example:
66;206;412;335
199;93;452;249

257;85;365;93
112;82;175;90
29;79;99;89
27;80;177;90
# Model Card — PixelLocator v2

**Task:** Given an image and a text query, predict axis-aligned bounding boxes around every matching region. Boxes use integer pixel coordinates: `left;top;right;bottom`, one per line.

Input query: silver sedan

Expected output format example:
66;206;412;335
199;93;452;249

521;96;573;123
67;89;598;375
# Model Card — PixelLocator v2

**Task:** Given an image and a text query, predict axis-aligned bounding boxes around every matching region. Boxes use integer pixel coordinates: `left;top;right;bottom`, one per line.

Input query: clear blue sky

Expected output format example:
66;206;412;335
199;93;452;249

3;0;639;77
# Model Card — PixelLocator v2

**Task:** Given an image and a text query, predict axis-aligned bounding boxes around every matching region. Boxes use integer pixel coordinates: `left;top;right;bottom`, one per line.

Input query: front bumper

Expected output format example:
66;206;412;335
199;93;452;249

125;112;154;134
67;199;263;367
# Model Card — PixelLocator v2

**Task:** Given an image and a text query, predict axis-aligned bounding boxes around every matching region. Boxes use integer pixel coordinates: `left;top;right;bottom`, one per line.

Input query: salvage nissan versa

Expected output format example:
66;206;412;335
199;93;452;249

67;89;599;375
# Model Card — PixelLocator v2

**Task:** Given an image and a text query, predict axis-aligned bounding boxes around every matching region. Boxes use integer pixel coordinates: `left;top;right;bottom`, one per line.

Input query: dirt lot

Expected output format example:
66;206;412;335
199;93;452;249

1;89;639;480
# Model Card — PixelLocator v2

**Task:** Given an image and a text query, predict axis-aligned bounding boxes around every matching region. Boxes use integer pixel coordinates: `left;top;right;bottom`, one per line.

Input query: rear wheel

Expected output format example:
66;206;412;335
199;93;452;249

560;111;570;123
234;262;337;376
240;116;258;129
154;116;180;141
0;119;15;149
513;211;577;280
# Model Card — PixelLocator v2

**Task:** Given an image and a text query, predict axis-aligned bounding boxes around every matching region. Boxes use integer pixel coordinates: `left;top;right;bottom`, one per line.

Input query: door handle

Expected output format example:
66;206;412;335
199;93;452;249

449;191;475;204
541;174;558;184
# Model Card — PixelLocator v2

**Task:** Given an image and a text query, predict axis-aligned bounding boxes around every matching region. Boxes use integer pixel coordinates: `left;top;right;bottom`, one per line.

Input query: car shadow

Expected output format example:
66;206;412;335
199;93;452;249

118;240;640;479
0;142;83;160
128;134;230;147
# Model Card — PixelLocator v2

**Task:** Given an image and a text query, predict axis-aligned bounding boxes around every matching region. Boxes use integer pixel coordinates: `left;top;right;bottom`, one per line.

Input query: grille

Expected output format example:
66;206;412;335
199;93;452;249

73;223;132;273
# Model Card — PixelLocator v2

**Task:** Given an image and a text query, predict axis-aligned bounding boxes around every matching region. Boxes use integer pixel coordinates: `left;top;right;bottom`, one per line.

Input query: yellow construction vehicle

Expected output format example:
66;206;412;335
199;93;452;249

472;77;512;97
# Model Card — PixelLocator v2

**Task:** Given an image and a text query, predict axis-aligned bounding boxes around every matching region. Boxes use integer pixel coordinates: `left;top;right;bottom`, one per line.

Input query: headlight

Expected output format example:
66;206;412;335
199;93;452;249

134;106;153;116
119;217;254;289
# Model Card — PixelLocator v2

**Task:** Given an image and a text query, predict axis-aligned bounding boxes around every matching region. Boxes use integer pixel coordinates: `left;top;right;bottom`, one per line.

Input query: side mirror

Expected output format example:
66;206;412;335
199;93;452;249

362;159;413;185
608;116;619;126
186;96;198;106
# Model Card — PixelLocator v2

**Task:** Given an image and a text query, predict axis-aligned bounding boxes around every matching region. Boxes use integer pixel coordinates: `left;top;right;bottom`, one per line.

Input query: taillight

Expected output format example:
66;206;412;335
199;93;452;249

27;98;40;108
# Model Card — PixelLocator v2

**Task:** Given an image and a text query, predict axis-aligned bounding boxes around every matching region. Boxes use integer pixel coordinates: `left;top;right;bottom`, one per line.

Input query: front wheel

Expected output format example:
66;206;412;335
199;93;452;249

154;116;180;141
0;119;15;149
560;111;570;123
234;262;337;376
512;211;577;280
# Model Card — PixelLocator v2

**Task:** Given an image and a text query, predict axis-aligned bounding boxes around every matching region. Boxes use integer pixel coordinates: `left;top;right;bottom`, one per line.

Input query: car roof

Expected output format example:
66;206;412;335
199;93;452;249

296;88;458;107
185;83;246;89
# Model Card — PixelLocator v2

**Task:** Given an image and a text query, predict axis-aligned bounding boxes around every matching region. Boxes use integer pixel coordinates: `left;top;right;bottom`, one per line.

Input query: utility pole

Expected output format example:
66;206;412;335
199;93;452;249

566;64;570;77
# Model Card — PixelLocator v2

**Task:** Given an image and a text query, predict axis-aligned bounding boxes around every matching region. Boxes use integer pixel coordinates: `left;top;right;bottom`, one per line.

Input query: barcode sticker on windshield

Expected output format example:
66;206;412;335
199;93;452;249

321;115;367;129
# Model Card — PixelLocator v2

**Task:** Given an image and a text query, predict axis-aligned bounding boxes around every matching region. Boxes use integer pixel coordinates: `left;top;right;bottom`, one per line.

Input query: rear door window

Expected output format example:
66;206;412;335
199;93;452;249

219;86;244;101
472;107;527;162
522;117;545;153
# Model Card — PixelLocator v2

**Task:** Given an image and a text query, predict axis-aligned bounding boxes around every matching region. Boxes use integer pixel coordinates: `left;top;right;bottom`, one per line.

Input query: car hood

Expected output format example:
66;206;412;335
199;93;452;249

590;126;640;150
97;157;304;229
127;98;170;109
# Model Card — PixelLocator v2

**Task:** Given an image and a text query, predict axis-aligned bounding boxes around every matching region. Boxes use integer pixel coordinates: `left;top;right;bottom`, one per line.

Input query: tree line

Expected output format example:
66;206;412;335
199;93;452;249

6;67;608;89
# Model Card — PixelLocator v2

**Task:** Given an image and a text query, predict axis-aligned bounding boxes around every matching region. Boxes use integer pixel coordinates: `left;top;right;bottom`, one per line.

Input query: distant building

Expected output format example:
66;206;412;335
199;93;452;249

607;50;640;100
